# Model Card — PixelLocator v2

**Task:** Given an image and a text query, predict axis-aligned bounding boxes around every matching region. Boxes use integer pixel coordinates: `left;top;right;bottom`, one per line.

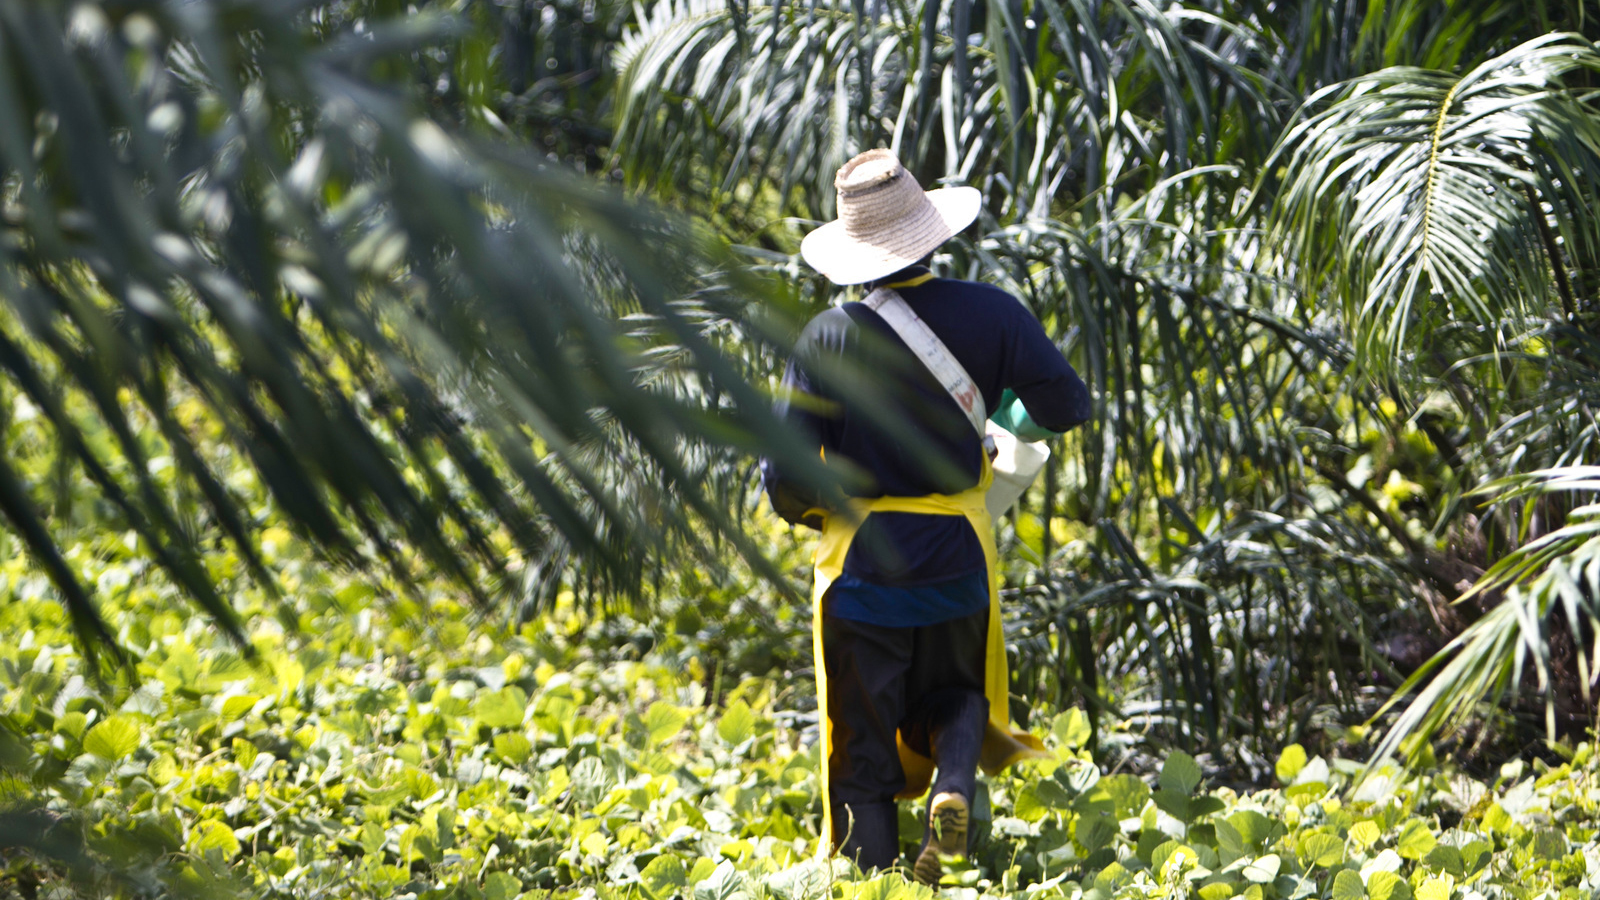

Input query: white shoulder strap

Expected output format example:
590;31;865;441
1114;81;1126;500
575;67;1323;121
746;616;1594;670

862;287;986;436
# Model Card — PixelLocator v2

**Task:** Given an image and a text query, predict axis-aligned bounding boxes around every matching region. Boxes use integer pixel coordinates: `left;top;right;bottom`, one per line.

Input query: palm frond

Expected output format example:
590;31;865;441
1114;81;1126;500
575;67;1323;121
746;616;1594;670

1269;33;1600;369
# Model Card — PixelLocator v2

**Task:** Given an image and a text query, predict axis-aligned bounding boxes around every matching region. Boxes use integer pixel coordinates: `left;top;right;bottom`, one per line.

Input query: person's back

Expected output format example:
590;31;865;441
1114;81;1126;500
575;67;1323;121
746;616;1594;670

764;268;1089;593
760;149;1091;884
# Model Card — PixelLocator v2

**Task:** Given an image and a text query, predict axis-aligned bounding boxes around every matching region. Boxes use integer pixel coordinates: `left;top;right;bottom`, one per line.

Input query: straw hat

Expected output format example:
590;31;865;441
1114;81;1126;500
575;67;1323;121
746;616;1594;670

800;150;981;286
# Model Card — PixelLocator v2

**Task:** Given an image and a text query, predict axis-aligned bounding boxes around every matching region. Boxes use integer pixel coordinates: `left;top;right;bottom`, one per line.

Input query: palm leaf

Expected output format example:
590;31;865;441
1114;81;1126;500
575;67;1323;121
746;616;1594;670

1268;33;1600;369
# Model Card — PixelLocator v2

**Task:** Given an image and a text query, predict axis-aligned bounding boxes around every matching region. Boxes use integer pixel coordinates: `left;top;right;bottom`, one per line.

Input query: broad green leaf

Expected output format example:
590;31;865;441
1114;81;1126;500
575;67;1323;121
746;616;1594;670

485;871;522;900
220;694;259;721
56;712;88;741
148;754;178;786
1215;818;1245;857
82;716;140;761
1101;774;1152;819
1053;708;1092;748
1530;828;1566;860
1242;853;1281;884
474;687;529;730
1159;846;1200;884
640;854;688;900
1160;751;1203;795
1367;870;1410;900
1332;869;1366;900
493;732;533;765
1095;861;1132;891
1153;788;1192;822
1062;761;1101;794
717;699;755;745
688;857;719;883
1300;833;1345;867
1416;878;1451;900
1423;845;1464;876
1459;841;1492;875
1149;842;1193;881
1227;810;1273;848
1348;820;1381;848
1480;805;1511;833
643;701;690;745
1275;744;1307;783
1075;813;1116;852
1396;819;1437;860
580;831;609;857
1013;785;1049;822
0;728;26;769
1199;885;1235;900
1034;778;1074;809
189;819;241;860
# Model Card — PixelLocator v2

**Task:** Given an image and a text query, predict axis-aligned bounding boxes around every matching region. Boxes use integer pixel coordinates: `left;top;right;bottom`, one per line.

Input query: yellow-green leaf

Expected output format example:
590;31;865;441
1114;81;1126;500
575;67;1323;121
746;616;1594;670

493;732;532;765
82;715;140;761
1348;820;1381;848
1300;833;1345;867
474;687;529;730
717;699;755;745
1332;869;1366;900
220;694;259;722
643;702;689;745
1275;744;1307;783
1053;708;1092;748
189;819;241;860
1368;870;1410;900
56;712;88;741
1417;877;1452;900
485;871;522;900
1397;819;1438;860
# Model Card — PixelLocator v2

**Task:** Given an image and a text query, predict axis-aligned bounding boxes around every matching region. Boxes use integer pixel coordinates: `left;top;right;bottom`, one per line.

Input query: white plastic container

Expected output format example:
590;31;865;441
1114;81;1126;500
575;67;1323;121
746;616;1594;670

984;422;1051;519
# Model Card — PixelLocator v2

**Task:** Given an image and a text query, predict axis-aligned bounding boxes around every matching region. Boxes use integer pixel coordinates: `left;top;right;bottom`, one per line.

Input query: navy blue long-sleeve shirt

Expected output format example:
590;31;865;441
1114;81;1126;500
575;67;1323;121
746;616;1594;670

761;267;1091;612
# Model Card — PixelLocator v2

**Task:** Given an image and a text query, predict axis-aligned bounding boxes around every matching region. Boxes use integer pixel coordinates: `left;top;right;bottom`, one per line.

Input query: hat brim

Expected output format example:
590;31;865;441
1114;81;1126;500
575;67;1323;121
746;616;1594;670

799;186;982;285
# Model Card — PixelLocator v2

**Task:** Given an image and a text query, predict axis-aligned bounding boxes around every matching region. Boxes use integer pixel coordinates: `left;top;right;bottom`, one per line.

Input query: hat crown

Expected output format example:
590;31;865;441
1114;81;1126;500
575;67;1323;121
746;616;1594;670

799;148;979;285
834;150;930;241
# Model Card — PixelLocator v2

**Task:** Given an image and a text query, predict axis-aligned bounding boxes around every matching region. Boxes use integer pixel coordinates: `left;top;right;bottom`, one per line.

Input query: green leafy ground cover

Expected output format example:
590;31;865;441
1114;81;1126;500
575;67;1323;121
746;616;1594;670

5;530;1600;900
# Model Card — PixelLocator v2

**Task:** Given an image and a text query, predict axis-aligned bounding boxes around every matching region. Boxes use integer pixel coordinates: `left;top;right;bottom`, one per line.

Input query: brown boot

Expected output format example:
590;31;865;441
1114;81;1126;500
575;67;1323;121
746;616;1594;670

912;792;969;885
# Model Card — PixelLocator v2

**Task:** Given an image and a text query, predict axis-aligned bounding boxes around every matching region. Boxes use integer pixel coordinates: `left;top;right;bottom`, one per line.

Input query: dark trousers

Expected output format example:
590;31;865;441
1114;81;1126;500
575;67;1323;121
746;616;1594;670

822;608;989;871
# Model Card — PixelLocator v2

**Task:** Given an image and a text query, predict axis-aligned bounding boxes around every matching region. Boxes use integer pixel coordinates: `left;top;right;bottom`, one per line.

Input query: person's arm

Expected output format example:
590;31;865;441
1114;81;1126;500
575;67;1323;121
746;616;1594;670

760;322;840;530
996;303;1092;436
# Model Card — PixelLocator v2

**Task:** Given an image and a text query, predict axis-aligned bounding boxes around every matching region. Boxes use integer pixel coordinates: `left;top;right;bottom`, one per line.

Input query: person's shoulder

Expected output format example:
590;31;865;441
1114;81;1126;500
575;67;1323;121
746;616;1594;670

922;278;1032;318
796;304;860;351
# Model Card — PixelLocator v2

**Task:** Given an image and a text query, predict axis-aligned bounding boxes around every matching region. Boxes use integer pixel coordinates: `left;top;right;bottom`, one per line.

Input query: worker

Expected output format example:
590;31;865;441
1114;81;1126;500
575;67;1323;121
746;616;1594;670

760;149;1092;884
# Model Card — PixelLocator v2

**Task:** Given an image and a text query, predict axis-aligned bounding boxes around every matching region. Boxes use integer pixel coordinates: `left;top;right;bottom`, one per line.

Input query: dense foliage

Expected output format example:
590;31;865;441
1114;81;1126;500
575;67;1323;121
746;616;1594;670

9;0;1600;895
4;536;1600;899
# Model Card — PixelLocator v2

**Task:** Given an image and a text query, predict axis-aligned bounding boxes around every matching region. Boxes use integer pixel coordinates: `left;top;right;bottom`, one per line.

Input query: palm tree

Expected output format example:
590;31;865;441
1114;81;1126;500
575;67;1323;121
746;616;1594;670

1270;29;1600;764
0;0;836;672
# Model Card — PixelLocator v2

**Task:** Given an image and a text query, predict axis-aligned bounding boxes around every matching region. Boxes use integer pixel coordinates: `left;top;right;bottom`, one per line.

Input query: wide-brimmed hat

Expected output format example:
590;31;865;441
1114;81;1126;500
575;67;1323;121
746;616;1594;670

800;150;981;286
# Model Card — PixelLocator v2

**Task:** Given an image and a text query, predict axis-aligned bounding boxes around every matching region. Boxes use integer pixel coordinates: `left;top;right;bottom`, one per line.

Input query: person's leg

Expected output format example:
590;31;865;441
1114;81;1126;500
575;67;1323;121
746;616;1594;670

919;688;988;803
822;613;914;871
900;608;990;883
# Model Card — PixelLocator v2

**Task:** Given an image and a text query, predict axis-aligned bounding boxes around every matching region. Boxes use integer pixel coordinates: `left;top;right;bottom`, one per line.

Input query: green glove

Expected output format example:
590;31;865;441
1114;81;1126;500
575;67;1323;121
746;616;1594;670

988;389;1060;442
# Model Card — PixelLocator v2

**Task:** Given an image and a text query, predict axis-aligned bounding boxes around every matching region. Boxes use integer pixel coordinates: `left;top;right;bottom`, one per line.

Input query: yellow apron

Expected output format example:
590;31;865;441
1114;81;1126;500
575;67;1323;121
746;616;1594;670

810;458;1048;852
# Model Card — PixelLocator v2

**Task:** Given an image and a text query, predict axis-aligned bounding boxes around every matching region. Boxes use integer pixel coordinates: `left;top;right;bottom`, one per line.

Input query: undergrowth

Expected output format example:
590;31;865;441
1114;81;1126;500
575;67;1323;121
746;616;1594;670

2;530;1600;900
